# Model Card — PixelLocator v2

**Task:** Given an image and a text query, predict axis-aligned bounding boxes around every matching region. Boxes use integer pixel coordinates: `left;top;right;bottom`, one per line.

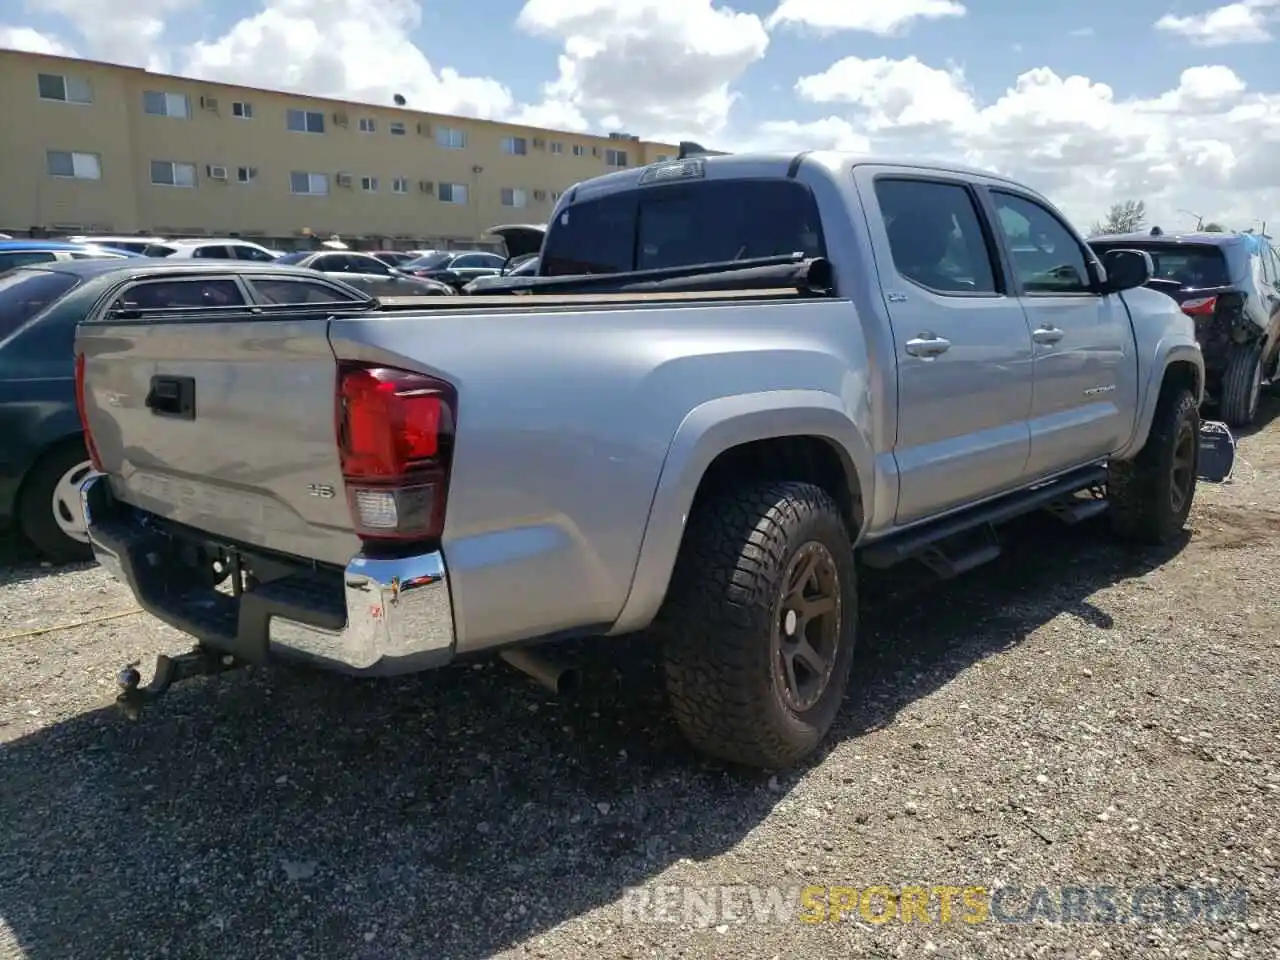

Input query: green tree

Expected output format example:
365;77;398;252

1089;199;1148;236
1203;222;1226;232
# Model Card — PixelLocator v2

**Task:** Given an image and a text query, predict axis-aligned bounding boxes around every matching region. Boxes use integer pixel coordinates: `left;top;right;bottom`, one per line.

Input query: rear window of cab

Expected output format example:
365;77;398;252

540;178;826;276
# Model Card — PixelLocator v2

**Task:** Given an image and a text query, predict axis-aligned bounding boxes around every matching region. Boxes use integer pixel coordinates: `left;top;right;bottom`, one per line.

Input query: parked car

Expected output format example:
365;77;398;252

141;238;280;261
79;150;1204;770
463;255;540;293
1;259;379;561
0;240;140;271
369;251;418;268
1088;229;1280;427
273;250;455;297
65;235;167;255
400;249;509;290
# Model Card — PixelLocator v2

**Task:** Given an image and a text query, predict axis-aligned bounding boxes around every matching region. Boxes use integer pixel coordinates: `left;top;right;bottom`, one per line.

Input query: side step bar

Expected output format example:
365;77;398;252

861;464;1108;571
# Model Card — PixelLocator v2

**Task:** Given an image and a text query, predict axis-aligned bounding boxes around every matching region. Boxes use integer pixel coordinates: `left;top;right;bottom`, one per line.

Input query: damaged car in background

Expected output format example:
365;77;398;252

1089;228;1280;428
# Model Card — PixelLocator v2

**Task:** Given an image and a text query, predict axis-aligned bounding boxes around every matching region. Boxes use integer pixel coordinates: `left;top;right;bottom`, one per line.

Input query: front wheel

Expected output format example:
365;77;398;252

1108;385;1200;545
654;481;857;770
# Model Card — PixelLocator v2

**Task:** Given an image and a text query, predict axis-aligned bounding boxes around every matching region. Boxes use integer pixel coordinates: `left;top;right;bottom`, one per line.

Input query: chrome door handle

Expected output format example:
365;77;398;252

905;334;952;358
1033;325;1064;344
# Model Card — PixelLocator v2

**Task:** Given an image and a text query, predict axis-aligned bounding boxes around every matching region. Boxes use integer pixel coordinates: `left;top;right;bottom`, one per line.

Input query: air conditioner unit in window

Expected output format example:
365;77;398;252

419;180;435;194
200;96;219;111
336;172;353;187
206;164;228;181
533;138;546;149
333;111;349;126
417;121;431;136
533;189;547;201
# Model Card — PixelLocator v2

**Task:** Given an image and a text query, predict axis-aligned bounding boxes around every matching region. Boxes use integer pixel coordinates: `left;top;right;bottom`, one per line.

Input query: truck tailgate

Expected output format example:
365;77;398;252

77;317;360;566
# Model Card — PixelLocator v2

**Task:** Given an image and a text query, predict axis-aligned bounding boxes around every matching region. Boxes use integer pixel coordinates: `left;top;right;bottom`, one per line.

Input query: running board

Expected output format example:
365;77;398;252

861;465;1109;570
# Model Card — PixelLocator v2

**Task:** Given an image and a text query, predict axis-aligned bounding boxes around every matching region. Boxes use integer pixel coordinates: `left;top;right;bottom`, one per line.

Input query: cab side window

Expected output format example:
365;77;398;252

990;192;1091;295
874;178;998;295
113;279;246;311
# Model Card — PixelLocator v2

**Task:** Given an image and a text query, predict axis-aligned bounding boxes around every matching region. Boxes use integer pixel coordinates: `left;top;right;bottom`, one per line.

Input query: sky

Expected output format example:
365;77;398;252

2;0;1278;233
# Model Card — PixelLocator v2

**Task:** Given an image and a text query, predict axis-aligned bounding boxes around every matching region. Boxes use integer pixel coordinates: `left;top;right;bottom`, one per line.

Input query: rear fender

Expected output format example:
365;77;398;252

608;390;873;635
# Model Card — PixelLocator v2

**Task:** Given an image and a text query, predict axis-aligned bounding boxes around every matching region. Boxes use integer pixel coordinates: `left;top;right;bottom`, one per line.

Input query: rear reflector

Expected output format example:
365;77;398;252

1181;296;1217;316
336;362;456;542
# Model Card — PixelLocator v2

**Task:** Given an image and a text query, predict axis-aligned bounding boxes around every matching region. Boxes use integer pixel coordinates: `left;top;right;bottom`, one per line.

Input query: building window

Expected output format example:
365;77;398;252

46;150;101;180
290;171;329;195
361;176;378;192
501;187;528;208
143;91;191;118
572;144;587;157
150;160;197;187
550;142;564;155
37;72;92;104
438;182;468;204
237;166;257;184
502;136;528;156
359;117;376;133
392;177;409;194
286;109;326;134
389;121;406;136
232;101;253;119
437;127;467;149
606;149;628;167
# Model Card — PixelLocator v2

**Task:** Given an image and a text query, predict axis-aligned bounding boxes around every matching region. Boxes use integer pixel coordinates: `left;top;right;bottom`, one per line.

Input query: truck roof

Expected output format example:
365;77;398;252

563;151;1043;204
1090;230;1248;247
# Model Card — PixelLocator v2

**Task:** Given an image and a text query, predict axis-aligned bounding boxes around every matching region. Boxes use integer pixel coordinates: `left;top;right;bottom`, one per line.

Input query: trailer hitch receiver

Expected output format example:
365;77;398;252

116;647;245;719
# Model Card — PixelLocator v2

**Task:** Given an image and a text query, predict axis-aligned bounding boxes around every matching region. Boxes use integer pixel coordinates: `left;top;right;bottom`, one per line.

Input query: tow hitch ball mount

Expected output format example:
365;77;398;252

116;646;245;719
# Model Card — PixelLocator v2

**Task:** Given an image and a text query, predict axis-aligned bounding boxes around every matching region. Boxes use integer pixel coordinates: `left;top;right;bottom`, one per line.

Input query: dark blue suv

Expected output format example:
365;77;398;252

1089;229;1280;427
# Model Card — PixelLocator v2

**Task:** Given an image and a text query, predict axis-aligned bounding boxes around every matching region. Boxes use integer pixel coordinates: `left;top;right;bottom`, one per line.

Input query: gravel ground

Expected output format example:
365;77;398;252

2;403;1280;960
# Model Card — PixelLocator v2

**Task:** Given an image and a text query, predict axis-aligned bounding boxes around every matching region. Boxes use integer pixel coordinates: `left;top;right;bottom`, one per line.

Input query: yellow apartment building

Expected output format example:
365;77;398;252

0;49;680;249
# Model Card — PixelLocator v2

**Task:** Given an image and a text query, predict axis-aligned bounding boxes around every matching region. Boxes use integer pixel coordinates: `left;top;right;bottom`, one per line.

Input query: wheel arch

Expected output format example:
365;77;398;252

608;390;872;636
1115;344;1204;461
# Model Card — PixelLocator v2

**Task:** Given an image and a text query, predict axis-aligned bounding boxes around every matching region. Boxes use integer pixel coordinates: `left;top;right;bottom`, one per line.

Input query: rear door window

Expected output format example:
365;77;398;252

112;278;247;311
143;244;177;257
540;178;826;276
0;269;81;339
874;178;999;295
231;244;275;262
192;245;233;259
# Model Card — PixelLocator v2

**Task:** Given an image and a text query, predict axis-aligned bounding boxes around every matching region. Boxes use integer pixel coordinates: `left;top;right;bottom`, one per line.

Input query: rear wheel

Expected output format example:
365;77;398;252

1108;385;1199;545
1219;340;1264;427
18;440;95;564
654;481;857;770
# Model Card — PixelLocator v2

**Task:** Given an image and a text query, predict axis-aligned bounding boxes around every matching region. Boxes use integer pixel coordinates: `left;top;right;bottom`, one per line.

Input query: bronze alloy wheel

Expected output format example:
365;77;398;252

1170;416;1197;515
772;541;843;713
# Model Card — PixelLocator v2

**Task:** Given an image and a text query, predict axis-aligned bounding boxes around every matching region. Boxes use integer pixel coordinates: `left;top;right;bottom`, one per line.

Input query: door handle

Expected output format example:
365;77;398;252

905;334;952;358
1033;325;1064;345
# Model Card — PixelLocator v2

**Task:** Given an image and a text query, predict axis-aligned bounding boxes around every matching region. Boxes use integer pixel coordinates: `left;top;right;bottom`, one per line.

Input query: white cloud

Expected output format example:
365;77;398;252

12;0;192;69
0;24;76;56
765;0;966;35
758;54;1280;229
516;0;769;140
182;0;516;120
1155;0;1279;46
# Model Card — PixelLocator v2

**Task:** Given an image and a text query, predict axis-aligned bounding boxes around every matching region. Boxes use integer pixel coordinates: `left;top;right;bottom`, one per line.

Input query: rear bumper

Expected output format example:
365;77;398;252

81;474;455;676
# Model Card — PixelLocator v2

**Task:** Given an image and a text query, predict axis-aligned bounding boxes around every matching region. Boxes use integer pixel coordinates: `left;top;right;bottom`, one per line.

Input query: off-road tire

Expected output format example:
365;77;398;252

1219;340;1264;427
17;439;95;564
1108;385;1199;545
654;481;857;770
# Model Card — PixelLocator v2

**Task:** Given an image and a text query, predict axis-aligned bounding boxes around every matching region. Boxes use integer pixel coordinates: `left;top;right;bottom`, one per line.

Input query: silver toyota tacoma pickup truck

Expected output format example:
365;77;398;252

76;150;1204;770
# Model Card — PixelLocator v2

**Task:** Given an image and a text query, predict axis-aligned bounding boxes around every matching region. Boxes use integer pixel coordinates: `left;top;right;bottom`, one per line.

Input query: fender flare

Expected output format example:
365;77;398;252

1115;340;1204;461
608;389;874;635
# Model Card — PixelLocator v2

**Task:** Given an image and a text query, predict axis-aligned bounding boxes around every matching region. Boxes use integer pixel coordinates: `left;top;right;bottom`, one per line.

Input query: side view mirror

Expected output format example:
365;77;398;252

1097;248;1153;294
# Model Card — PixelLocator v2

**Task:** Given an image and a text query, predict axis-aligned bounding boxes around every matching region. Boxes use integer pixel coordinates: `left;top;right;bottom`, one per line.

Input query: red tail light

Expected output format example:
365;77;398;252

1181;296;1217;316
335;361;457;542
74;353;104;472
